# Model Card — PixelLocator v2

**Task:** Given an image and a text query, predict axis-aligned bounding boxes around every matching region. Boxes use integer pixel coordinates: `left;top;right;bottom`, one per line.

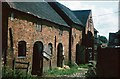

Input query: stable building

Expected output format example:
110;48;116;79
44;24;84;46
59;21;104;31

2;2;70;75
48;2;84;65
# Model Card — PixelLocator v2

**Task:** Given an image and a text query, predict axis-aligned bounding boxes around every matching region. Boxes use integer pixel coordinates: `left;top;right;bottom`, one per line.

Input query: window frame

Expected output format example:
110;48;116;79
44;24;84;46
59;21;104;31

36;22;42;32
18;41;26;58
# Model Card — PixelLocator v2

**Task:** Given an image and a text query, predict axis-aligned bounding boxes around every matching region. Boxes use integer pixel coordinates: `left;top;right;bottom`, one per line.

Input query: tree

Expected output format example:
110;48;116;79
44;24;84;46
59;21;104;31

99;36;108;43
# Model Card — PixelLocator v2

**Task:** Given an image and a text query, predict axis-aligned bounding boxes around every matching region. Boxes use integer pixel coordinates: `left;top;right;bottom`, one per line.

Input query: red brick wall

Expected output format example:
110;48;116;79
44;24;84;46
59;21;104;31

71;27;82;63
7;12;69;71
85;13;95;61
85;13;94;36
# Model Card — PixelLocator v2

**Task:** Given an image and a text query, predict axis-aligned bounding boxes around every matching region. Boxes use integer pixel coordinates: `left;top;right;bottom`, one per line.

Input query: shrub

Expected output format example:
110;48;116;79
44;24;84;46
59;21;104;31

85;61;97;79
2;66;33;79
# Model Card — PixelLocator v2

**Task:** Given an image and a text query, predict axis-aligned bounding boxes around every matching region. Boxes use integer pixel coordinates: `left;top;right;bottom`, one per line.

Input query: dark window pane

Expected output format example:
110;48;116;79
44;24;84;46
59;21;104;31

18;41;26;57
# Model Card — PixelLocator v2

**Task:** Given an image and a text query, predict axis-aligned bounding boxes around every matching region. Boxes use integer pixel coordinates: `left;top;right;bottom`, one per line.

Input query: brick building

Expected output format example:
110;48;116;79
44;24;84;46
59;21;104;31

108;30;120;47
2;2;71;75
2;1;96;76
48;2;84;65
72;10;95;63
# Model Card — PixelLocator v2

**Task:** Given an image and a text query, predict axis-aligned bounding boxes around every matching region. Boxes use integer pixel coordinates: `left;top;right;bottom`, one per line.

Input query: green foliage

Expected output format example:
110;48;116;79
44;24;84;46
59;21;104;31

79;64;89;68
2;64;89;78
85;61;97;79
45;64;88;77
2;66;14;78
99;36;108;43
2;66;33;79
45;66;80;77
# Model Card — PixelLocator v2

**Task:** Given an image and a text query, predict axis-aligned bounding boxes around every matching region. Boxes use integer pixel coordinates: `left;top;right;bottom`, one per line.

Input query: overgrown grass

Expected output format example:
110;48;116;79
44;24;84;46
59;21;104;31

45;64;88;77
45;67;77;76
2;66;33;79
2;64;89;78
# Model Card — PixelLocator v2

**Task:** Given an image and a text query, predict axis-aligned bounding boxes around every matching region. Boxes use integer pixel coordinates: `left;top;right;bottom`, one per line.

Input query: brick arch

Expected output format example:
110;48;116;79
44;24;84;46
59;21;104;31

87;31;93;47
76;43;81;65
32;41;43;76
57;43;64;67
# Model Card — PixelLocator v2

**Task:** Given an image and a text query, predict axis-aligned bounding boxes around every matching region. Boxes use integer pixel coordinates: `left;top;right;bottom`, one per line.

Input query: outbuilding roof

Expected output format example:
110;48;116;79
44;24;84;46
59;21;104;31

94;28;98;33
72;10;91;26
73;10;98;33
48;2;83;26
7;2;69;27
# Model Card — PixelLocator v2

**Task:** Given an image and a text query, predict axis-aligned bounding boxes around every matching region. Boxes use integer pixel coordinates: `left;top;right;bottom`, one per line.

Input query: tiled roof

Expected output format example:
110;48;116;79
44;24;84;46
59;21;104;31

72;10;91;26
73;10;98;32
48;2;83;26
7;2;69;27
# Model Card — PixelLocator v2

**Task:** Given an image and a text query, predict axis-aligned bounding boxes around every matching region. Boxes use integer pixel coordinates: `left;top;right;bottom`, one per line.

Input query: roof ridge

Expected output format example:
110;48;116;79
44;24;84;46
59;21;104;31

72;10;91;12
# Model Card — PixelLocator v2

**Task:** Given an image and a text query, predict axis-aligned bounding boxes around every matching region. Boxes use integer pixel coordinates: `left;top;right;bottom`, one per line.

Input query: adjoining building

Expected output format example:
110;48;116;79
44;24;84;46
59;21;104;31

108;30;120;47
48;2;84;65
72;10;95;63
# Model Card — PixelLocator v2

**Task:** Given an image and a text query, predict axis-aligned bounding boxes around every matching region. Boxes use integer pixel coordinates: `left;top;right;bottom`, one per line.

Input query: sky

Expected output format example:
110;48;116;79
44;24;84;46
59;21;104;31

57;0;119;39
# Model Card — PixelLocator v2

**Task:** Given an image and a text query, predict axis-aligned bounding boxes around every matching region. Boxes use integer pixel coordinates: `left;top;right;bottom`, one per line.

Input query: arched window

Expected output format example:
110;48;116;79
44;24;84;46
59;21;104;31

18;41;26;57
87;31;93;47
87;31;93;40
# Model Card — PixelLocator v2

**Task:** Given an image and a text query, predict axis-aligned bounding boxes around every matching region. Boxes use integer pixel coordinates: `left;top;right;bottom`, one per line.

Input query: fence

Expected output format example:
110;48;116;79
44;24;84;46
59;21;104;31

96;47;120;78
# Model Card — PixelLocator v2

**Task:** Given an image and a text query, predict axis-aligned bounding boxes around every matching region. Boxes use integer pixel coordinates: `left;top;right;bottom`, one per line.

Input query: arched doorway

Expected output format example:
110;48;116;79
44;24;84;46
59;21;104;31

32;41;43;76
76;44;81;65
57;43;63;67
87;31;93;47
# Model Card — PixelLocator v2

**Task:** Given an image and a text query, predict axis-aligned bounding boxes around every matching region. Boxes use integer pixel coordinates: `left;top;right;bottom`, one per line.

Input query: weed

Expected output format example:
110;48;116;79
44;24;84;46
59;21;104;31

2;66;33;79
45;66;82;77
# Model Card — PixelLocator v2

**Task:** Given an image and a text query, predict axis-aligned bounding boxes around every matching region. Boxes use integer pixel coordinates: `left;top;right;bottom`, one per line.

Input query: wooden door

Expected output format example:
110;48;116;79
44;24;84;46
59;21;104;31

76;44;81;65
32;41;43;76
57;43;63;67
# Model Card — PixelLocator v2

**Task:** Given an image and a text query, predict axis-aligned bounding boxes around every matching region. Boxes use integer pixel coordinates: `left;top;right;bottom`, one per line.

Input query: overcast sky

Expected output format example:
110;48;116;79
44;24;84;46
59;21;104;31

58;1;119;39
